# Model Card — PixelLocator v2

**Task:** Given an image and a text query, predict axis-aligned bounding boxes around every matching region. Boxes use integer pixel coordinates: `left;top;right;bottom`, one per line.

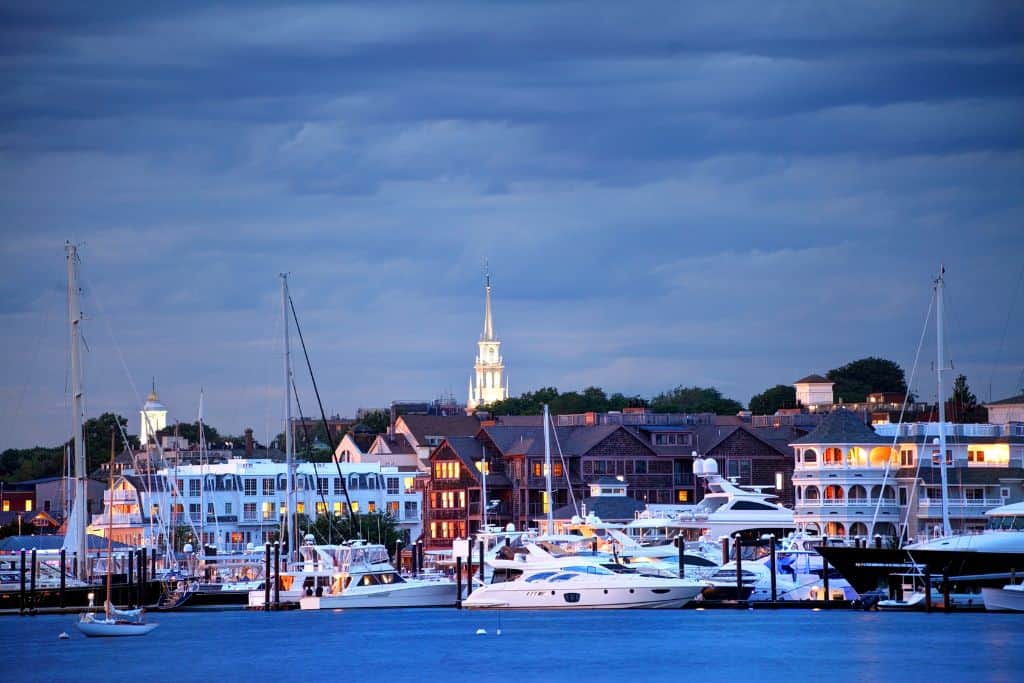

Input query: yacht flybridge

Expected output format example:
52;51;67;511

675;458;796;543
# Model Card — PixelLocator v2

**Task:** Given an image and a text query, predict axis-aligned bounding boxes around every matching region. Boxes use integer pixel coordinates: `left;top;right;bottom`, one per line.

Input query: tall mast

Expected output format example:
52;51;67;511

481;444;488;530
65;243;89;581
105;430;115;616
281;274;296;560
935;266;952;537
198;389;206;554
543;404;553;533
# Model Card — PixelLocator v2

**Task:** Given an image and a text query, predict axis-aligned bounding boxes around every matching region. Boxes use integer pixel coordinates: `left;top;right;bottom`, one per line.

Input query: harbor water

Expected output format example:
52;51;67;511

3;609;1022;682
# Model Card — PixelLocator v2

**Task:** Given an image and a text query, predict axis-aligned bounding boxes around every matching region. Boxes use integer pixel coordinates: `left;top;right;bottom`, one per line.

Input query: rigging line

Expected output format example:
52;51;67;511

548;414;578;517
874;285;935;537
986;261;1024;402
291;376;338;544
287;293;358;533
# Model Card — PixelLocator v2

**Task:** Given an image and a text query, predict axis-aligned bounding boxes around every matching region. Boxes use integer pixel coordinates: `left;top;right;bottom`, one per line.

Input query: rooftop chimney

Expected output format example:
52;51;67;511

244;428;254;457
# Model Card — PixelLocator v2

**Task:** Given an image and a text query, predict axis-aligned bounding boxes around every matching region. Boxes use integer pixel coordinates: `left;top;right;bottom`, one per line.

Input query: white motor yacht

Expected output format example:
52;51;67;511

298;542;455;610
463;562;705;609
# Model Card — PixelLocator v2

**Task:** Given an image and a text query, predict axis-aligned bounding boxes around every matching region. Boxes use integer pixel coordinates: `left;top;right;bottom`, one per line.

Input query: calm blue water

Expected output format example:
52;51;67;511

2;609;1022;682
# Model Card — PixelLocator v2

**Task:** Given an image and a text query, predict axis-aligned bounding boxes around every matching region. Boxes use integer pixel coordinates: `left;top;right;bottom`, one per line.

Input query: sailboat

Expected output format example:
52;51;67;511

76;430;158;636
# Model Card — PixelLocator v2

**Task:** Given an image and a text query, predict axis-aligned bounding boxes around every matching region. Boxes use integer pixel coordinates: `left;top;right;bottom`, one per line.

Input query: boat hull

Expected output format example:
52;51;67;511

75;620;159;637
300;581;456;610
464;582;703;610
815;546;1024;595
981;586;1024;612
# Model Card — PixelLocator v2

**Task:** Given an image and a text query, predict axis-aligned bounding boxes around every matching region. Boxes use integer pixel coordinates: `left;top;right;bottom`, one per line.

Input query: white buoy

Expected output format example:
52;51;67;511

58;632;70;640
475;628;487;635
495;629;502;636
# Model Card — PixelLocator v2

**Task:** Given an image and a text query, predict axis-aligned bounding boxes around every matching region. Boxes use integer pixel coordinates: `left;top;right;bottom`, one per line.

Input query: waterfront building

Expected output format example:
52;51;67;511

986;393;1024;424
466;272;509;413
422;409;796;549
87;459;423;550
790;408;1024;541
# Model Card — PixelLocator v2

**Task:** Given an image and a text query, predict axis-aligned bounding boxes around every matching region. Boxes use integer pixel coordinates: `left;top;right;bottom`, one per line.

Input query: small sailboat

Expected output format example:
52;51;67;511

76;423;158;637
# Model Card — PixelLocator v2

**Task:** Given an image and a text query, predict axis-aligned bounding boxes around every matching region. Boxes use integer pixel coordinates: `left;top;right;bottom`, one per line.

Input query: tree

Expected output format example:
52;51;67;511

749;384;798;415
826;357;908;403
0;445;63;481
355;408;390;435
949;374;985;423
156;420;220;447
649;386;743;415
73;413;139;474
308;512;402;559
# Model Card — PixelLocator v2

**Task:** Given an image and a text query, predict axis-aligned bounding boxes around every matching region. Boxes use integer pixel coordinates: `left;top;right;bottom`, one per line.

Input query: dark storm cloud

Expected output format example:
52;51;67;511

1;1;1023;447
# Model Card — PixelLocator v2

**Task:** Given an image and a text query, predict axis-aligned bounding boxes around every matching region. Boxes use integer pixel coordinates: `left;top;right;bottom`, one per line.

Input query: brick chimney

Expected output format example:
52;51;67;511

244;428;254;457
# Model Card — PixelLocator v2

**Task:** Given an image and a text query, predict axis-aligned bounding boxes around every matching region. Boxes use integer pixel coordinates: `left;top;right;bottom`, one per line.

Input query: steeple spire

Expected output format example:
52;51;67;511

482;262;494;341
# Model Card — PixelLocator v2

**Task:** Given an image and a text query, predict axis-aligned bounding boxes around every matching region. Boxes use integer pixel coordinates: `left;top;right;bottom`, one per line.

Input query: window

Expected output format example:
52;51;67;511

731;501;775;511
726;459;751;483
43;500;51;512
931;449;953;466
968;450;986;463
316;501;327;515
387;478;399;494
333;501;345;517
898;488;908;506
188;502;201;519
189;479;201;497
24;499;33;512
965;488;985;501
387;501;399;516
333;478;342;494
594;461;607;475
367;502;376;513
1002;487;1011;499
404;501;418;518
243;503;257;521
317;478;328;495
207;502;214;516
2;501;8;512
244;478;257;496
262;478;275;495
677;490;689;503
533;461;543;477
900;449;914;466
350;502;359;513
261;502;273;520
802;449;817;463
175;479;184;496
634;460;647;475
296;502;305;515
553;462;563;478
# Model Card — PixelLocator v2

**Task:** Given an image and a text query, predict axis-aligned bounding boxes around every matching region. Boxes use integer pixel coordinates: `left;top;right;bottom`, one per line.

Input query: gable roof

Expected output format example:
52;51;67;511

794;374;832;384
373;433;415;455
399;414;481;444
551;496;645;522
792;408;889;444
433;437;513;487
482;424;643;458
985;393;1024;407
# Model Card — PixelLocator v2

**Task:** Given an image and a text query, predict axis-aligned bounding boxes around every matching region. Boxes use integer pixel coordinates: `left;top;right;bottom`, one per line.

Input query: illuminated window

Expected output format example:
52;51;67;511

351;502;359;513
296;502;305;515
430;522;437;538
2;501;9;512
458;491;465;507
931;449;952;466
968;450;985;463
542;491;549;513
316;501;326;515
553;462;563;477
533;461;543;477
677;490;689;503
24;500;32;512
150;504;159;517
387;501;399;515
333;501;343;517
404;477;414;492
262;502;273;520
367;502;376;513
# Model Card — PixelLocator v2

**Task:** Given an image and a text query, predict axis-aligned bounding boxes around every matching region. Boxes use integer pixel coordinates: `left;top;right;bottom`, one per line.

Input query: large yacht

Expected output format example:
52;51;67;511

463;562;705;609
673;458;796;543
298;541;456;609
818;502;1024;595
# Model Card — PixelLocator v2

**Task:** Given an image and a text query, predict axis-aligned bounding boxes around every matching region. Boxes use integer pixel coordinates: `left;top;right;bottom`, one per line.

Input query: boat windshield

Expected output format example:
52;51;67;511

692;497;727;514
987;515;1024;531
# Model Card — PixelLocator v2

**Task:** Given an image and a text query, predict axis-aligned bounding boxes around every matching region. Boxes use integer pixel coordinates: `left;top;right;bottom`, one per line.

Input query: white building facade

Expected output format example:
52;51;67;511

89;459;423;551
791;409;1024;542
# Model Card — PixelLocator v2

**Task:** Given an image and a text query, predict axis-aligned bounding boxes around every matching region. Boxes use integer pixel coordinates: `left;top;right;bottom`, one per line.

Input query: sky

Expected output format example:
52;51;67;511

1;1;1023;450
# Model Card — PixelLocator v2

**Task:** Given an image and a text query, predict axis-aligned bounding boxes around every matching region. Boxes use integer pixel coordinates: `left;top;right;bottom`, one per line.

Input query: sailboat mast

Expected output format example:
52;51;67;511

543;404;554;533
281;274;297;560
481;444;488;530
935;266;952;537
198;390;206;554
66;243;89;581
106;430;115;615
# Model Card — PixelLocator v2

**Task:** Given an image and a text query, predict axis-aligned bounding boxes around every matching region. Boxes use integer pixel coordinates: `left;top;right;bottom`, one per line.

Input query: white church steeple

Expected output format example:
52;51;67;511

140;378;168;446
467;267;509;413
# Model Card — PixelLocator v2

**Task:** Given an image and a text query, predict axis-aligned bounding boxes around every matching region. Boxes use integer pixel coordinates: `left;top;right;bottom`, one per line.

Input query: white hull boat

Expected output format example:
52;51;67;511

464;564;705;609
300;580;455;609
981;584;1024;612
76;617;159;637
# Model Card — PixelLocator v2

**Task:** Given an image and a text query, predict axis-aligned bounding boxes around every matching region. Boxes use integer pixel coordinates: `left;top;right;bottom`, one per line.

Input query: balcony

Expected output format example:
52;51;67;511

799;499;898;511
917;498;1003;518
